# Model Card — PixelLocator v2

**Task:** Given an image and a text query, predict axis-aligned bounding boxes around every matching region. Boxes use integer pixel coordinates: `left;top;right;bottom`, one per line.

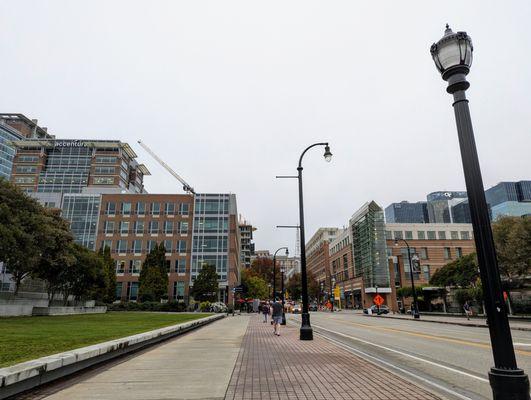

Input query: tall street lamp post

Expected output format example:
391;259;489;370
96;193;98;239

280;265;287;325
430;25;529;399
394;238;420;319
297;143;332;340
330;275;335;312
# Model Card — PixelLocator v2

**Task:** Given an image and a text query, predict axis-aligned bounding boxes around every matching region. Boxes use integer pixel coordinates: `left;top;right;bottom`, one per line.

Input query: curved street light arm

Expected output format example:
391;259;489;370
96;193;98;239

298;142;329;169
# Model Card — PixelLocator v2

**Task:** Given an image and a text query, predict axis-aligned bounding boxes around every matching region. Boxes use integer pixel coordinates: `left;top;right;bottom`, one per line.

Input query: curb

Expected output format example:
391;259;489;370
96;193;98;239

0;314;224;400
371;314;531;332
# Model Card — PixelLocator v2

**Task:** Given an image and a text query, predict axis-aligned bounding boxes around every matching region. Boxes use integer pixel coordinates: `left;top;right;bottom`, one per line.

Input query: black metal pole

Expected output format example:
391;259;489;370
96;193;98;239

273;254;276;301
281;268;286;325
329;274;334;312
375;285;379;314
405;241;420;319
447;74;529;399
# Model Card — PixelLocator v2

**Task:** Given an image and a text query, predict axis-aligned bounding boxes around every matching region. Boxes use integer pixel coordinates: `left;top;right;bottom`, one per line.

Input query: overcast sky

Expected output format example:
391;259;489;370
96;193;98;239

1;1;530;254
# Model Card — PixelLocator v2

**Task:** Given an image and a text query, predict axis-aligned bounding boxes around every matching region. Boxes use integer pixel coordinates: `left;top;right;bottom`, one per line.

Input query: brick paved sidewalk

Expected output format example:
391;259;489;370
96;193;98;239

225;315;441;400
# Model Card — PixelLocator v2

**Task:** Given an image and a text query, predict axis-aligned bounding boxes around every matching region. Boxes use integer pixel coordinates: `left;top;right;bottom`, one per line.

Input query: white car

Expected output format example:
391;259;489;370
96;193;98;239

292;303;302;314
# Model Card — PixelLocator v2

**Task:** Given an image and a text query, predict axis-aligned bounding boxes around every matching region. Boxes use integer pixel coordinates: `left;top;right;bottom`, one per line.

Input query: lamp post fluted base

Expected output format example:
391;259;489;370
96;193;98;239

489;368;530;400
281;312;286;326
300;312;313;340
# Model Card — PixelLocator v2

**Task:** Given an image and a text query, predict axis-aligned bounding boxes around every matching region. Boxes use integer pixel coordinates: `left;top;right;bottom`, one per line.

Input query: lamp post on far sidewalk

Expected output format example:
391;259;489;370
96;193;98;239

281;265;287;325
394;238;420;319
430;24;529;399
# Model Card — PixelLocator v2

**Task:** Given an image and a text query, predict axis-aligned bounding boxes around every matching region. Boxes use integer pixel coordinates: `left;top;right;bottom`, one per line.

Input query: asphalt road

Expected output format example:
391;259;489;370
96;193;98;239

287;312;531;400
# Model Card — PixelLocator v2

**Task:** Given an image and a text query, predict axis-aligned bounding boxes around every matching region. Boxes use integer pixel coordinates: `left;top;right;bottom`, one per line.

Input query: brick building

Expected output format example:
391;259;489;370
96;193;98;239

305;228;339;288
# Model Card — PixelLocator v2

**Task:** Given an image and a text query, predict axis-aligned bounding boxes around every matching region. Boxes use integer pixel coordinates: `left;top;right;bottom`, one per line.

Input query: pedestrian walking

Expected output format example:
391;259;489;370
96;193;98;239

463;301;472;320
272;298;283;336
262;302;270;323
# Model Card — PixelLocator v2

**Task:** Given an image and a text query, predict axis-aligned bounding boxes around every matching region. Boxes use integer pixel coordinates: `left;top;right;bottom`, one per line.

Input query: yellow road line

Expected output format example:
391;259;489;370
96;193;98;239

330;318;531;357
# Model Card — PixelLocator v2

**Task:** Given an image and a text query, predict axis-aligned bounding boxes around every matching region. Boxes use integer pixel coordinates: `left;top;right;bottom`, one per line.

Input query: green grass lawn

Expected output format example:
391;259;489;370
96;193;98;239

0;312;210;367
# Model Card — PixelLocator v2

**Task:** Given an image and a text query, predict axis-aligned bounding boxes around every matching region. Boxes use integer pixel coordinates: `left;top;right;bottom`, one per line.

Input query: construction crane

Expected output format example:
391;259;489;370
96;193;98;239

137;140;196;195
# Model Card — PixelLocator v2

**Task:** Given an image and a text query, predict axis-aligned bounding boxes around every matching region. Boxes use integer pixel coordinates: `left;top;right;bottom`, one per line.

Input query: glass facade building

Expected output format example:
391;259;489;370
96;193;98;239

62;194;102;250
0;123;22;180
385;201;428;223
426;191;468;223
485;181;531;220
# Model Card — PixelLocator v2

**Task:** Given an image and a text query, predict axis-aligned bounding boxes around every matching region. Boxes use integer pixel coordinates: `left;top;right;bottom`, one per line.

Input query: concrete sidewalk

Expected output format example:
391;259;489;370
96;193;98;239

226;315;441;400
32;315;250;400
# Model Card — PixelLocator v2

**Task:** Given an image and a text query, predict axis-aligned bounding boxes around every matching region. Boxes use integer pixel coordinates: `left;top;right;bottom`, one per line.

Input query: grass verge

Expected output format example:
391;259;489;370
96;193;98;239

0;312;210;367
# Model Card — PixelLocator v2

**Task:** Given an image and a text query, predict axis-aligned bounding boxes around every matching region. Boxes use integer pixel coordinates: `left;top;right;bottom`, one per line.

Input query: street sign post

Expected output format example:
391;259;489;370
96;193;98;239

374;294;384;307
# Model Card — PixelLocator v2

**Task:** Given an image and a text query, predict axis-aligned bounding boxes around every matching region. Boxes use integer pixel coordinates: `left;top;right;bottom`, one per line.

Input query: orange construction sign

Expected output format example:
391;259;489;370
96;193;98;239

373;294;384;306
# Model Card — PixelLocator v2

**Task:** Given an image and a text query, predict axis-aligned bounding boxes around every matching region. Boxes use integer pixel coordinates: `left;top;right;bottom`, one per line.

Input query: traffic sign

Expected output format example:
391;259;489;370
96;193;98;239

373;294;384;306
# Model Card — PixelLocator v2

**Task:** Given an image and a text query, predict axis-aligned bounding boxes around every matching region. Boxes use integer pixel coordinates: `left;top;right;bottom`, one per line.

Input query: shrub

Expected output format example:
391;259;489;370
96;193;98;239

199;301;211;311
107;301;187;312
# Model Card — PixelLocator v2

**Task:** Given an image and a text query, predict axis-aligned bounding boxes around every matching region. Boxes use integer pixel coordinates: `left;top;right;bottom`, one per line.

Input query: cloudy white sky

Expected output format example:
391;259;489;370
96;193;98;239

1;1;530;254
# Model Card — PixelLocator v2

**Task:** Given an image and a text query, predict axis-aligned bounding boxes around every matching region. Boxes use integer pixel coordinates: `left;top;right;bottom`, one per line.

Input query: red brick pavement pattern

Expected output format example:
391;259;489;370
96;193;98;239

225;316;441;400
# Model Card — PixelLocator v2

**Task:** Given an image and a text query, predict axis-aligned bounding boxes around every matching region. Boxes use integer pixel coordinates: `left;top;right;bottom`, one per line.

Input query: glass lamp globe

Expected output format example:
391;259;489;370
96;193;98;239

323;145;333;163
430;24;473;80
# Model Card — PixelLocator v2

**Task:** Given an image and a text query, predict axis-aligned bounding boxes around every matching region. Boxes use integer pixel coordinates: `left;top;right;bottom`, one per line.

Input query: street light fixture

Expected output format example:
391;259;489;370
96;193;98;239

280;264;287;325
431;25;529;399
394;238;420;319
297;142;332;340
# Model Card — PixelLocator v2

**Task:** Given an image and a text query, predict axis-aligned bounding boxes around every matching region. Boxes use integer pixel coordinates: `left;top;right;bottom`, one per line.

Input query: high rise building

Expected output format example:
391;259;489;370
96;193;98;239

485;181;531;220
238;219;256;269
385;201;429;223
0;114;51;180
305;227;339;286
426;191;469;223
328;227;359;308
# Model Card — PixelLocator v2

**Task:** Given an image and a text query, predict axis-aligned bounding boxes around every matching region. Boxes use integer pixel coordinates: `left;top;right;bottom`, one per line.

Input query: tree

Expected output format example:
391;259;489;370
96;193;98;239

492;216;531;285
0;178;47;295
192;264;219;302
138;243;168;302
241;270;269;299
429;253;479;288
286;273;302;301
97;246;117;303
307;272;320;300
32;209;76;301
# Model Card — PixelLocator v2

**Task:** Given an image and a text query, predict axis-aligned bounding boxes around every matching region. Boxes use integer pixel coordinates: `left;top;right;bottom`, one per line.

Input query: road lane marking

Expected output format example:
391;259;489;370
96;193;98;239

325;318;531;357
312;323;490;384
314;330;475;400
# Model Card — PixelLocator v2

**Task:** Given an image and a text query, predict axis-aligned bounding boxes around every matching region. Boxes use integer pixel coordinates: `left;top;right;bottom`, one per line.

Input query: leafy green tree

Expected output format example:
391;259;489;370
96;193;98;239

97;245;117;303
0;178;47;295
241;270;268;299
286;273;302;301
492;216;531;285
138;243;168;302
191;264;219;302
307;272;320;300
32;209;76;301
429;253;479;288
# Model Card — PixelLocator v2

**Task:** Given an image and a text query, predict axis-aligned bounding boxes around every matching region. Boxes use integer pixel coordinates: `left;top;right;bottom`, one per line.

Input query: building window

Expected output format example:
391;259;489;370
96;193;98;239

129;282;139;301
104;221;114;234
438;231;446;240
130;259;141;274
116;260;126;274
427;231;436;240
18;155;39;163
165;203;175;215
420;247;428;260
101;240;112;251
137;202;145;216
122;202;131;216
14;176;35;184
132;239;142;254
423;265;430;281
456;247;463;258
385;230;392;239
451;231;459;240
115;283;123;300
176;240;187;253
179;203;189;215
176;259;186;274
151;202;160;216
174;281;185;300
405;231;413;240
417;231;425;240
94;176;114;185
393;231;403;240
149;221;159;234
95;156;117;164
94;166;115;174
444;247;451;259
164;221;173;234
180;221;189;235
164;240;172;253
165;259;171;273
16;165;37;174
147;240;157;252
117;240;127;254
461;231;470;240
106;202;116;215
120;221;129;234
135;221;144;234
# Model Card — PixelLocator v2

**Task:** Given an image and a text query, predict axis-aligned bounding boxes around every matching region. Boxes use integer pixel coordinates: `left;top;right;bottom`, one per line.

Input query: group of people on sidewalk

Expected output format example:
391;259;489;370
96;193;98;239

259;299;283;336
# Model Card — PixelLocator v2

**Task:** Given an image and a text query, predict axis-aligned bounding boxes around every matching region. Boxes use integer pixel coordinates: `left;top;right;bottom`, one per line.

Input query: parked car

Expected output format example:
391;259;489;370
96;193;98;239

309;303;318;311
363;305;389;315
292;303;302;314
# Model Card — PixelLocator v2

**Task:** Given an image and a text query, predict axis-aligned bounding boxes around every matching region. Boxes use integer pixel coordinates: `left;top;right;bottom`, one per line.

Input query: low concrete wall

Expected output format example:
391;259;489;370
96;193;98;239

32;306;107;316
0;298;49;317
0;314;223;399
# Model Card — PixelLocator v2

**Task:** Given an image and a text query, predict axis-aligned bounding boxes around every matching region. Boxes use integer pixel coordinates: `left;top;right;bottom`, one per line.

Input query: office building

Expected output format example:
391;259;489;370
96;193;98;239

0;114;51;180
328;228;359;308
385;201;429;223
485;181;531;220
385;222;476;311
426;191;469;223
450;199;472;223
239;219;256;269
305;228;339;286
